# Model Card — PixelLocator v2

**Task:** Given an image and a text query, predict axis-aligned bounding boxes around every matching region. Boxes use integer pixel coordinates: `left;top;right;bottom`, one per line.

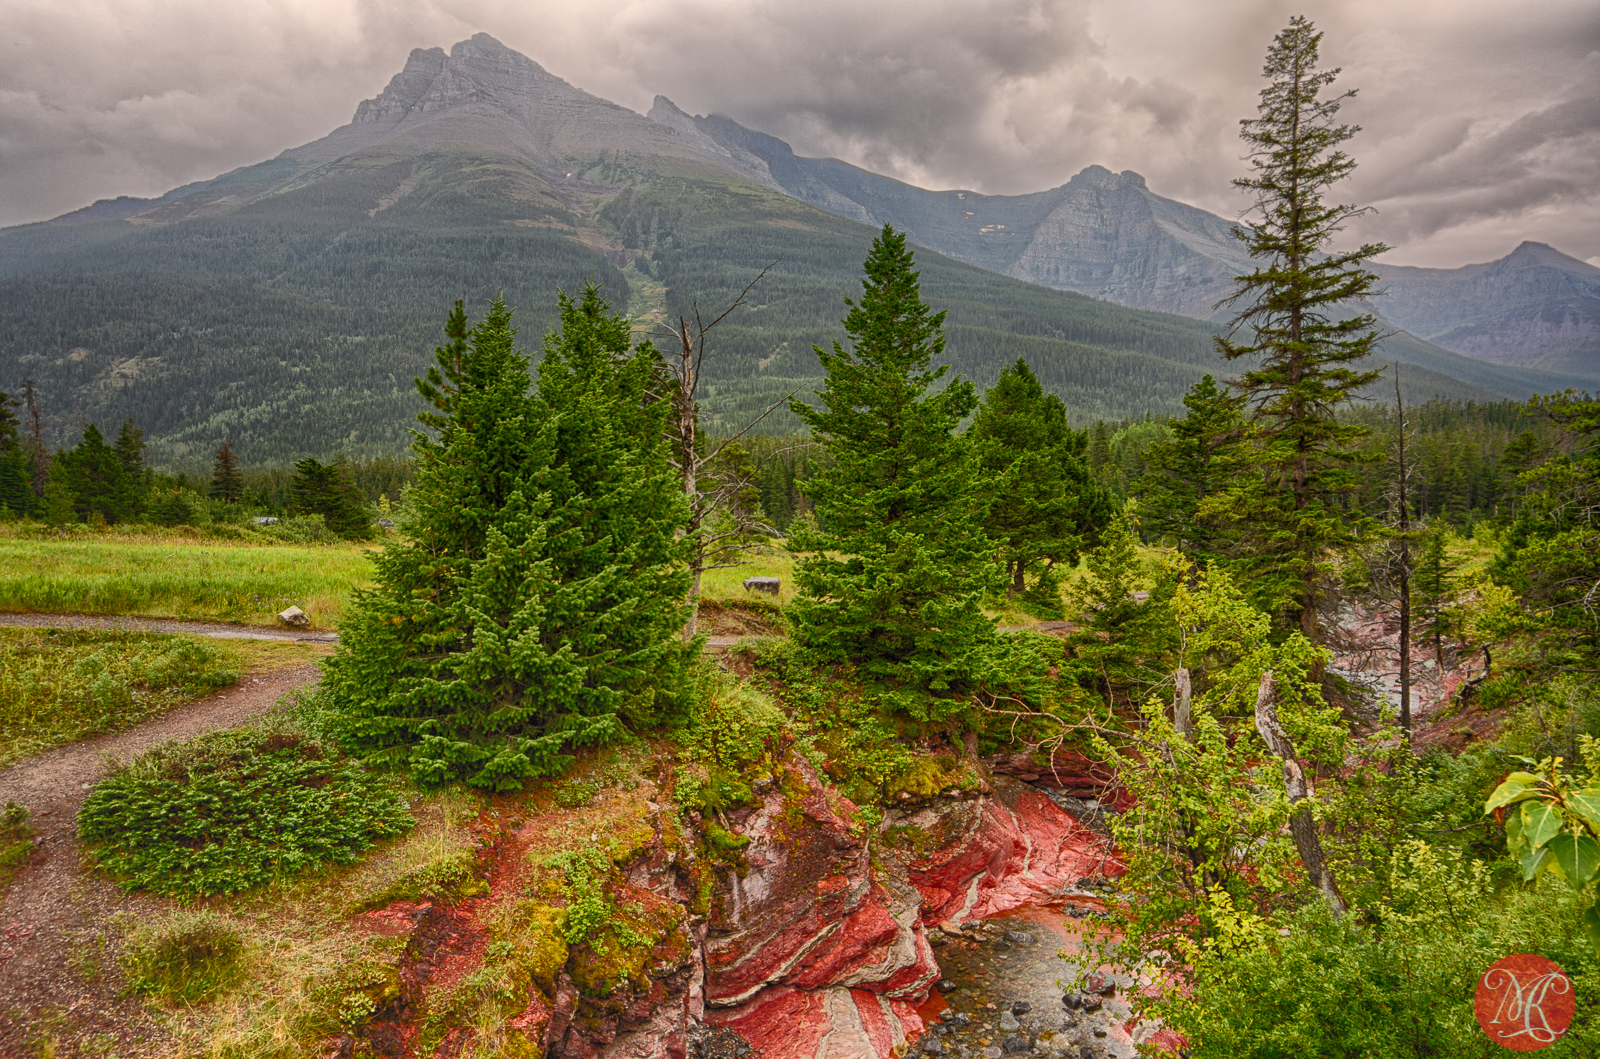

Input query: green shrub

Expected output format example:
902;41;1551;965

78;725;413;896
554;779;601;809
121;911;246;1005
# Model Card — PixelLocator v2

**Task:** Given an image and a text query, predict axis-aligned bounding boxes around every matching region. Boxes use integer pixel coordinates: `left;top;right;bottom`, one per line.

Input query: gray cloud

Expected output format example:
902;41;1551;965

0;0;1594;268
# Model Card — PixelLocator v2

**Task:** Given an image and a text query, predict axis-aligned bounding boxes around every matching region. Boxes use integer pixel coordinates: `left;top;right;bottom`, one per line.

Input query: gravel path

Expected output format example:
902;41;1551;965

0;612;337;643
0;664;322;1058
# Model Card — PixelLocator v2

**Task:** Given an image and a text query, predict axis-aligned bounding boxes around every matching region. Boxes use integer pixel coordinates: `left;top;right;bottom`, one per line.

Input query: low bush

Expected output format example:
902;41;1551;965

121;911;247;1005
0;629;239;767
78;724;413;896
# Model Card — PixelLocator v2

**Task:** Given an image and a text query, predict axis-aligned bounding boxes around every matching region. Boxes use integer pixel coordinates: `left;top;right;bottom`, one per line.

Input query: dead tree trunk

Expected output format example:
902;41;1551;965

1395;367;1413;739
1253;671;1347;915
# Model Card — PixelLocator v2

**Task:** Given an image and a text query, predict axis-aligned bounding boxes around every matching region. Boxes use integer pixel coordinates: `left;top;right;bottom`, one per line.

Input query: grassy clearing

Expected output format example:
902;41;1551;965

0;535;374;627
699;546;798;604
0;628;242;768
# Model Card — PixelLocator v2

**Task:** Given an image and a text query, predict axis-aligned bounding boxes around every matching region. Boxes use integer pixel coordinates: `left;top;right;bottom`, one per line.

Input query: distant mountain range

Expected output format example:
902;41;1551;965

648;97;1600;376
0;34;1591;464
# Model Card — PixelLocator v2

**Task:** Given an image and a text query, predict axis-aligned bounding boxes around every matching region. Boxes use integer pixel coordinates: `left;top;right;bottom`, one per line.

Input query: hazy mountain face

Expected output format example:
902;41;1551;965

650;100;1598;376
1373;243;1600;374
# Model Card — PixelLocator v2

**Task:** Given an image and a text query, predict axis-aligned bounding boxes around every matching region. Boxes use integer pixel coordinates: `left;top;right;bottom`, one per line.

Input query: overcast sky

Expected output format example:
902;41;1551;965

1;0;1595;268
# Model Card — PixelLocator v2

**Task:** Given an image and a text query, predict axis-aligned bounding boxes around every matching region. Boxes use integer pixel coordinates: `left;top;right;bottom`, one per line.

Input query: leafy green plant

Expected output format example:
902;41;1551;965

78;725;413;896
1484;738;1600;953
121;911;246;1005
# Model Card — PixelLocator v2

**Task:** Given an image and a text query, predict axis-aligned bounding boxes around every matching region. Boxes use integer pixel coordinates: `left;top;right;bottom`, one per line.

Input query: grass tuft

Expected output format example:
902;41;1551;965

121;911;247;1006
0;802;34;890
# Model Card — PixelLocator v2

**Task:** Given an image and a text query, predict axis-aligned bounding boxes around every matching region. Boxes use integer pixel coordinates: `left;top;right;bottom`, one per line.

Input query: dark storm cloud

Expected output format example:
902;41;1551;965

0;0;1593;266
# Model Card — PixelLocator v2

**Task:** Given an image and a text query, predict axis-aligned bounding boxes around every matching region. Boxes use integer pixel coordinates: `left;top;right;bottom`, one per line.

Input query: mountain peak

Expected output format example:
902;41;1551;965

1069;165;1147;191
1504;240;1599;274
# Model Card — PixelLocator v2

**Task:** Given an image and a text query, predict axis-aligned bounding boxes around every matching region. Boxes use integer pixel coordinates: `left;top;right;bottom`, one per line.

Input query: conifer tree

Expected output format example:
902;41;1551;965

111;420;149;522
0;393;29;517
1218;16;1388;641
325;292;688;790
788;225;998;702
970;358;1111;597
1138;375;1246;565
210;438;244;505
290;456;370;538
55;425;123;524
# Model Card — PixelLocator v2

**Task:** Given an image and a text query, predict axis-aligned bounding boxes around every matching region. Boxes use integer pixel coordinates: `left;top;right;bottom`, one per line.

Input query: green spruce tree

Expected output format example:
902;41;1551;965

1138;374;1246;565
0;393;30;517
1217;16;1388;641
325;292;688;790
788;225;998;705
970;358;1111;599
55;425;124;524
210;438;244;505
111;420;149;522
290;457;371;538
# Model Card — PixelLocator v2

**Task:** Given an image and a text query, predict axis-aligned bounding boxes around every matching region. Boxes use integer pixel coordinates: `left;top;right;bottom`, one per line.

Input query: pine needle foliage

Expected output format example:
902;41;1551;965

1217;16;1389;639
324;290;689;790
787;225;999;707
970;358;1112;598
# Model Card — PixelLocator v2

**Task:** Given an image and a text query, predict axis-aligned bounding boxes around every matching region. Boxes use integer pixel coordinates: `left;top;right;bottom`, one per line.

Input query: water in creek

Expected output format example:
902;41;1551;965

913;901;1140;1059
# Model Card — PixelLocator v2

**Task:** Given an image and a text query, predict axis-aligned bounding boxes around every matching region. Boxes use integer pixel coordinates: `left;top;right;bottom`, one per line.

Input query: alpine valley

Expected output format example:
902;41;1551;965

2;33;1594;464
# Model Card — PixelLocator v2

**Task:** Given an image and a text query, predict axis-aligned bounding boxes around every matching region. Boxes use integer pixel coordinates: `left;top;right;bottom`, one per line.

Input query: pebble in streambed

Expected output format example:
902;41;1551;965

914;910;1136;1059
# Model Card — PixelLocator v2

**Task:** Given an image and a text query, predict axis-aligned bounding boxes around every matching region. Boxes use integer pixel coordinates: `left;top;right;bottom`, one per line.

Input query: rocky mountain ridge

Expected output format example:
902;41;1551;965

649;99;1596;374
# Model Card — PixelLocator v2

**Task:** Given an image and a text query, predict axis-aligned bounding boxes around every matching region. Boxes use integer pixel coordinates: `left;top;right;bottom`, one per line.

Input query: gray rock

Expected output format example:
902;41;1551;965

742;576;781;594
1002;1037;1029;1054
277;606;310;627
921;1038;944;1055
999;1012;1021;1032
1005;931;1034;946
1011;1001;1031;1015
983;1049;1003;1059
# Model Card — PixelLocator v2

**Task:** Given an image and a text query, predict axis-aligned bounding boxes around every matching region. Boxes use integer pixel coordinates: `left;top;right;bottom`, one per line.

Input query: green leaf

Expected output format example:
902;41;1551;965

1581;901;1600;959
1547;831;1600;889
1566;790;1600;835
1522;801;1563;850
1520;844;1551;883
1485;777;1533;813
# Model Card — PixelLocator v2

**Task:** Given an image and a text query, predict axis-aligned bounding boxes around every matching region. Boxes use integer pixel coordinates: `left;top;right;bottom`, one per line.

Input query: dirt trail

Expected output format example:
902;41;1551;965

0;612;337;642
0;664;322;1059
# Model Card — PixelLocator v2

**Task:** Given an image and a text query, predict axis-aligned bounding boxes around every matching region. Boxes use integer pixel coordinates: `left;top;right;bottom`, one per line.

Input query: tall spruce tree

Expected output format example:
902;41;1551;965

1218;16;1388;640
325;292;688;790
788;225;998;702
111;420;149;522
970;359;1111;597
210;438;244;505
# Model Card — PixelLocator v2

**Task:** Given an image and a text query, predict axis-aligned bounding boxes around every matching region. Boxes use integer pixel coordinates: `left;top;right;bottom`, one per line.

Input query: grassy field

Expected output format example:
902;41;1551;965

0;534;375;627
0;629;241;768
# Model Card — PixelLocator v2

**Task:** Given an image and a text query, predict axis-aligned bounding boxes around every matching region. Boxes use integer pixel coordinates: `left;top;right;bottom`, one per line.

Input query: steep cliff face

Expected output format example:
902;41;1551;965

1374;242;1600;374
1005;167;1250;319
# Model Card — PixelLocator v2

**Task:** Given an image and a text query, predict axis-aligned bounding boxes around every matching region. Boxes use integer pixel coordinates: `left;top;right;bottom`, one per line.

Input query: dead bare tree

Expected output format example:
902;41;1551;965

1394;366;1414;739
1253;671;1347;915
653;262;797;640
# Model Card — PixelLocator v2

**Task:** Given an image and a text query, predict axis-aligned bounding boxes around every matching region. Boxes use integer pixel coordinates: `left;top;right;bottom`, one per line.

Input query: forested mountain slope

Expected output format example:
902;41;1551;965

0;34;1584;466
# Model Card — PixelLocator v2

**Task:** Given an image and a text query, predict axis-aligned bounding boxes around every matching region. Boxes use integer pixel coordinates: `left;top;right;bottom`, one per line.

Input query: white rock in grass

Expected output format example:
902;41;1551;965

278;606;310;627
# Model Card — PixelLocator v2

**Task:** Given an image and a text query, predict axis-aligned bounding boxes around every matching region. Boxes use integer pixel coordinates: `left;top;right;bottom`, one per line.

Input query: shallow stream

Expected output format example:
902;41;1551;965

914;901;1139;1059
